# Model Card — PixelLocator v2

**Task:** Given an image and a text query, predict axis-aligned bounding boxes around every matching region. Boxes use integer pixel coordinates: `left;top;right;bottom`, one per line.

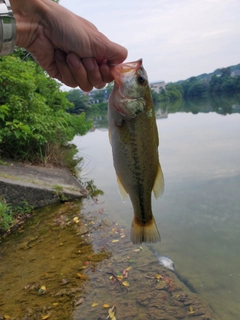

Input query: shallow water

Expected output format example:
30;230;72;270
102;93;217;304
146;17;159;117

0;200;215;320
73;110;240;320
0;202;111;319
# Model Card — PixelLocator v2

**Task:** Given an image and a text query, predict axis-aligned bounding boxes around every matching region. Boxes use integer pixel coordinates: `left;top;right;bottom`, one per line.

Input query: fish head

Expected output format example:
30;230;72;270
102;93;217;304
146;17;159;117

111;59;149;98
109;59;150;119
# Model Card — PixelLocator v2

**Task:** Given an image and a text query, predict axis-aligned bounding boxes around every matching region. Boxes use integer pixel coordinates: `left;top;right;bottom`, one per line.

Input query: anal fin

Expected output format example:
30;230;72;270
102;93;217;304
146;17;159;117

153;163;164;199
117;176;128;202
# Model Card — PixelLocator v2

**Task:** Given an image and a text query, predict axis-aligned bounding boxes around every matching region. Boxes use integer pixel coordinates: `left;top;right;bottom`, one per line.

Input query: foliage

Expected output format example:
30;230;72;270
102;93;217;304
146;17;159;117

66;83;113;114
66;89;89;114
84;180;104;199
0;56;91;164
14;199;33;215
181;77;208;98
52;185;67;201
0;198;13;231
154;83;183;106
157;68;240;103
209;73;240;95
0;198;34;234
180;67;240;98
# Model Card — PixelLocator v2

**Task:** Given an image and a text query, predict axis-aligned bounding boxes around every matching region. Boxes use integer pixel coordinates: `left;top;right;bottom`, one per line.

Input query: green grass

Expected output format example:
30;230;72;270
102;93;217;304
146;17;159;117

0;198;33;234
0;198;14;231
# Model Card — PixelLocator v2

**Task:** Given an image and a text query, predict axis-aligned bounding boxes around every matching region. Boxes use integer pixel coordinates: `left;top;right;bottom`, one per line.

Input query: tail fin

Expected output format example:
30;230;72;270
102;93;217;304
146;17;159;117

131;216;161;244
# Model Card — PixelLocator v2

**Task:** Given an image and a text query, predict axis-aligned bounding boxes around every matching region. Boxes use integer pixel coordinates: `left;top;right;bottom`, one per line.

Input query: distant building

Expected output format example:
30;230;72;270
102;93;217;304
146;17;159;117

150;81;166;93
231;70;240;77
87;88;108;104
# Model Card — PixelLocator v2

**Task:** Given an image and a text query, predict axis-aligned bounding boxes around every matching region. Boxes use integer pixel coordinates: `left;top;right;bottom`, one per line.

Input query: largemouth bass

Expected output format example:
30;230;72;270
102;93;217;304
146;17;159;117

108;59;164;244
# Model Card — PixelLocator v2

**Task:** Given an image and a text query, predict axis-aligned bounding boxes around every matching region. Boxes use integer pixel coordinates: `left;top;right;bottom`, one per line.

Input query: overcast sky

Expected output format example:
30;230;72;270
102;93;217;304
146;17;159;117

60;0;240;84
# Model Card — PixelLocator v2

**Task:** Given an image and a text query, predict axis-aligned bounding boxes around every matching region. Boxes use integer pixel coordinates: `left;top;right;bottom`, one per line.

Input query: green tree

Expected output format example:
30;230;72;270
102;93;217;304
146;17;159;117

66;89;89;113
151;89;160;105
106;82;114;96
234;76;240;91
209;72;239;95
219;67;231;77
0;56;91;163
91;89;107;103
221;78;235;93
209;75;222;94
187;82;208;97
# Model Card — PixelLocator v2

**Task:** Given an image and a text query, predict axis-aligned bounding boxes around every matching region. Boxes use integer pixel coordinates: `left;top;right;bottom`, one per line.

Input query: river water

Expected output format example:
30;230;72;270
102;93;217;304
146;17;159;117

73;102;240;320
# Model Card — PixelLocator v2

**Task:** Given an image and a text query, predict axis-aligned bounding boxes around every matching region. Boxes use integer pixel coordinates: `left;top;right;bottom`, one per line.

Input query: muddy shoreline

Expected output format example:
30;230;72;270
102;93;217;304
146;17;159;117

0;200;218;320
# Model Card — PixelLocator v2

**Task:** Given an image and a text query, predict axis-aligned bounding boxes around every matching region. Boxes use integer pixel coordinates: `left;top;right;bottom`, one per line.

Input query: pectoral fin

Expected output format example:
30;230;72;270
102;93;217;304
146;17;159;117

153;163;164;199
117;176;129;202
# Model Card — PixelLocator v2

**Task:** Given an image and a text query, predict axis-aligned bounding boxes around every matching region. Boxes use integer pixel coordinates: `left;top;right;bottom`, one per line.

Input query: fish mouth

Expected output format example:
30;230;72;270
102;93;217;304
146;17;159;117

110;59;143;86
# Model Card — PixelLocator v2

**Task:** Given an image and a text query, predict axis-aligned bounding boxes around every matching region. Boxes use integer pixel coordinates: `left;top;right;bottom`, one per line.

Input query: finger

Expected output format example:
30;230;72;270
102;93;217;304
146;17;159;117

99;62;114;83
55;50;78;87
82;57;106;89
66;52;93;92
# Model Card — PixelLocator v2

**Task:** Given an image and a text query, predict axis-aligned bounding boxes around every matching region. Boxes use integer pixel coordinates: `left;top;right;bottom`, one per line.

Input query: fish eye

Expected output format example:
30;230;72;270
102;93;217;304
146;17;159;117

137;75;145;84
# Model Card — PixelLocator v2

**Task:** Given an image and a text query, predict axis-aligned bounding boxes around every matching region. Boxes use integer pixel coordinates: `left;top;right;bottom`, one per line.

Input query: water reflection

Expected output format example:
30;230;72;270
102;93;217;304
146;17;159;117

86;94;240;131
75;97;240;320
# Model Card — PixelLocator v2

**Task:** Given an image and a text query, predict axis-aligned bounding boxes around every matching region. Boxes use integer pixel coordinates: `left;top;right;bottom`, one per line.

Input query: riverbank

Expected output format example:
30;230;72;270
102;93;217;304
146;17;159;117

0;159;87;209
0;200;218;320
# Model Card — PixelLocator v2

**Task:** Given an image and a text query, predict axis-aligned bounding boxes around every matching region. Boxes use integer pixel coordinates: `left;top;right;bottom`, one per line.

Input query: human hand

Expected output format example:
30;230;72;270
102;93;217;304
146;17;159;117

10;0;127;91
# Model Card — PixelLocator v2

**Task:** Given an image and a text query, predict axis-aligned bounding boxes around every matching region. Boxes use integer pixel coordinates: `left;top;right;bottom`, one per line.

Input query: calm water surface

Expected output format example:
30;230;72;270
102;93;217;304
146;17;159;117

73;110;240;320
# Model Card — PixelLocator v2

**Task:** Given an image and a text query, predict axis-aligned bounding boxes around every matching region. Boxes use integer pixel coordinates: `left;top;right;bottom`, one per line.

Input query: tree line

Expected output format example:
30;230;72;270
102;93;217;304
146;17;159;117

155;67;240;105
66;67;240;115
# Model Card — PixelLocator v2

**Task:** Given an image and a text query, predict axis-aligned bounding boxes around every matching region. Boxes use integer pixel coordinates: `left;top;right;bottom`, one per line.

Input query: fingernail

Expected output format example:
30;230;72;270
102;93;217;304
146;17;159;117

55;49;65;61
67;53;80;67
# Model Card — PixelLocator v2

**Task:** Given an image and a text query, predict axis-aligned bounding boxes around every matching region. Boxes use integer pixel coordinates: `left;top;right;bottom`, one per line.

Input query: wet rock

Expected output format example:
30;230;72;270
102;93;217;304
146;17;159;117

156;280;169;290
76;224;89;236
101;218;112;227
165;305;186;318
147;307;175;320
61;278;69;285
74;297;84;306
118;301;139;319
137;292;157;306
55;289;68;297
91;276;106;288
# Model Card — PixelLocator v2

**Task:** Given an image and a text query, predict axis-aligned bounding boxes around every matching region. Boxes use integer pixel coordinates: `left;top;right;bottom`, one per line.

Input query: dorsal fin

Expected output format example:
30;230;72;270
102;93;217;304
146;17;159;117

153;163;164;199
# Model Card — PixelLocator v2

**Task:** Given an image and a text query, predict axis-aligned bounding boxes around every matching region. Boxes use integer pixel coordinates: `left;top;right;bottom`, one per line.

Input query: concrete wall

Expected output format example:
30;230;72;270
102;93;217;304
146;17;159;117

0;177;84;209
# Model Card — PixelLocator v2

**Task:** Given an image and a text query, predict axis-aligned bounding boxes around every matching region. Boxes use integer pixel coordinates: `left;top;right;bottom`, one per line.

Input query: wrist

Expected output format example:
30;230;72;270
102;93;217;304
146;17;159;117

0;0;16;55
9;0;47;49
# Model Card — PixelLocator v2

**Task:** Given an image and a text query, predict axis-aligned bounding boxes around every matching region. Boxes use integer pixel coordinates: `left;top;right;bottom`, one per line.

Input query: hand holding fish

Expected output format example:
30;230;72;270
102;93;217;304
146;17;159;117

10;0;127;91
108;59;164;244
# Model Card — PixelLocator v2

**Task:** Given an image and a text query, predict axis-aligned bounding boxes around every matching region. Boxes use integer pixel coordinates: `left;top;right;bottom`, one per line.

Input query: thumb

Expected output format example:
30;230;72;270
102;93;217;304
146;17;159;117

104;40;128;65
